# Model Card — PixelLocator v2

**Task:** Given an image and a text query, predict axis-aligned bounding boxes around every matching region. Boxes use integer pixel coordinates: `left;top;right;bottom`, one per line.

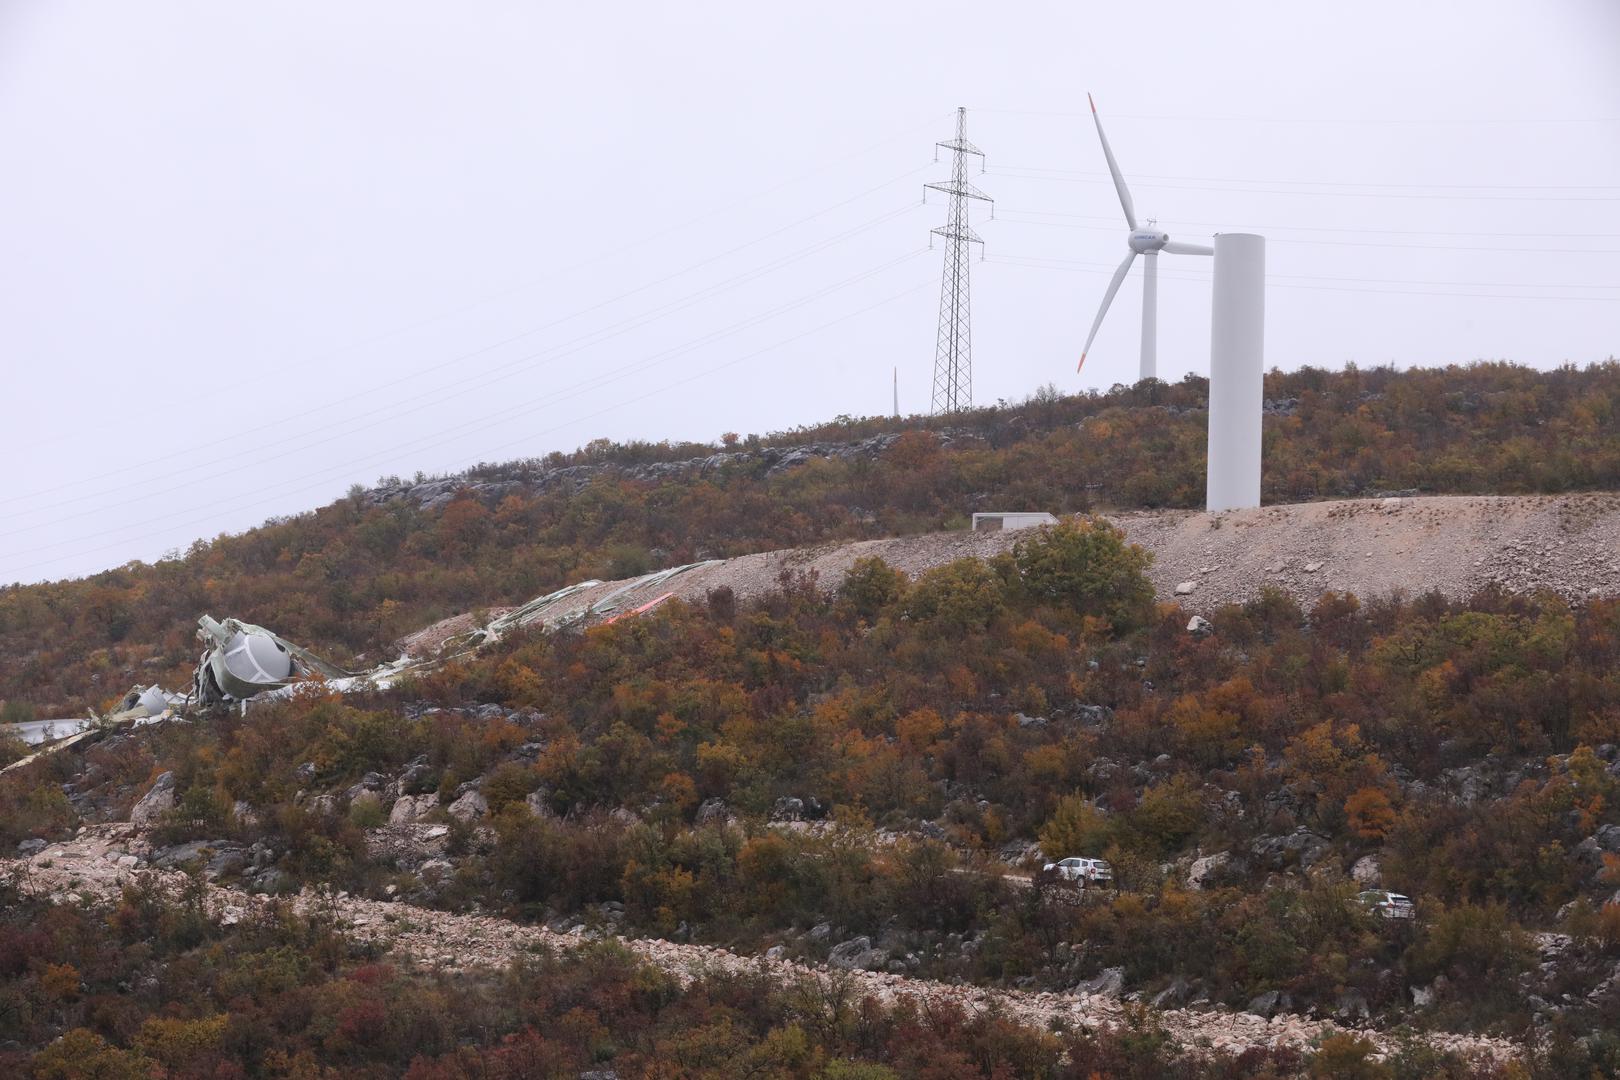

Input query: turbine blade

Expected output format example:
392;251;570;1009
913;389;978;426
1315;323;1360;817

1088;93;1137;230
1078;250;1137;372
1164;240;1214;256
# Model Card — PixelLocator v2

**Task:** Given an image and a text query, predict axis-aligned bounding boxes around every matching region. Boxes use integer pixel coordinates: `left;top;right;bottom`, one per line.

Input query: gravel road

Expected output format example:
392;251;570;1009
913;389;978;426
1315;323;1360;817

8;825;1519;1065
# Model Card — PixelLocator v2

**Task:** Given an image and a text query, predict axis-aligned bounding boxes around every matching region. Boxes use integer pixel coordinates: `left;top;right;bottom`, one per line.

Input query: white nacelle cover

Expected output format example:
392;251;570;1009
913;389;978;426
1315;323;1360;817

223;631;294;686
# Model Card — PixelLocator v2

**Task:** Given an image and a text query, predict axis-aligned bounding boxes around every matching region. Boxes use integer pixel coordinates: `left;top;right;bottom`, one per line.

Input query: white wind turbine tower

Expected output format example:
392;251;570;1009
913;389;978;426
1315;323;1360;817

1078;93;1213;380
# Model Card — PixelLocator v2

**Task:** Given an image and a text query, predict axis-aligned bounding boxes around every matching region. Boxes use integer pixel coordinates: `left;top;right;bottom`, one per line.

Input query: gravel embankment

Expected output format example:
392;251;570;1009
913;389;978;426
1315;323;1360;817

451;494;1620;637
8;825;1519;1065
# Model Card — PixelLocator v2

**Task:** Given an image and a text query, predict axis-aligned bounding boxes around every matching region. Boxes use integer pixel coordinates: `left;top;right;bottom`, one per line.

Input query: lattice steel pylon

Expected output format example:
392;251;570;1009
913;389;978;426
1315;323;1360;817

926;106;992;414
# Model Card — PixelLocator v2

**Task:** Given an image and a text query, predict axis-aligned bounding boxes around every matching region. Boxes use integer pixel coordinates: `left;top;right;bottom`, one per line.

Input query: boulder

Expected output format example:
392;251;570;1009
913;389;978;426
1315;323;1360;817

390;794;438;825
248;867;290;893
1075;967;1125;998
1186;615;1214;636
695;798;729;825
1250;827;1331;871
306;793;339;818
828;936;888;971
448;790;489;821
395;760;435;795
1151;975;1193;1009
1246;990;1284;1017
151;840;226;870
205;848;247;881
1175;580;1197;596
771;797;805;822
130;772;176;827
16;838;46;856
1335;989;1370;1021
524;789;555;818
1186;851;1231;891
1351;854;1381;886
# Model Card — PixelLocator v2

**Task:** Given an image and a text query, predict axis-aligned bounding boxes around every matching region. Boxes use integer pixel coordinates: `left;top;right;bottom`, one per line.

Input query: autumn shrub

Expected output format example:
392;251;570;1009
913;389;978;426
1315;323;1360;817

1037;794;1115;860
904;558;1005;635
1013;515;1155;632
837;556;908;618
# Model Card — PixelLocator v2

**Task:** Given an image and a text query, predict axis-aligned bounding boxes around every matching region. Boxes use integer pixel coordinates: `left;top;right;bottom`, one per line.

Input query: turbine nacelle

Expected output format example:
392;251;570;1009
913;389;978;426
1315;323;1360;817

1129;229;1171;254
1077;94;1215;378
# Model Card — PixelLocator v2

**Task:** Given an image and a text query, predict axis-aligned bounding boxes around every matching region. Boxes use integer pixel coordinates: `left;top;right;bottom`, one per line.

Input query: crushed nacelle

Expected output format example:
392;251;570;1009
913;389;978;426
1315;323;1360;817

194;615;354;706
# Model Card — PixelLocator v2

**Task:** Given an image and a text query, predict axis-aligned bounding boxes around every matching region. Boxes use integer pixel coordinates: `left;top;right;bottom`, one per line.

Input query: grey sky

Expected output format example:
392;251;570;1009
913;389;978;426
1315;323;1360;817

3;1;1618;585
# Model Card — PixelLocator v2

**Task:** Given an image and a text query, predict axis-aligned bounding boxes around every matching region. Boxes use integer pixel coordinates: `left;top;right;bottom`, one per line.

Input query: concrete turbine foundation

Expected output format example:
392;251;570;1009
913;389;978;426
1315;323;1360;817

1206;232;1265;512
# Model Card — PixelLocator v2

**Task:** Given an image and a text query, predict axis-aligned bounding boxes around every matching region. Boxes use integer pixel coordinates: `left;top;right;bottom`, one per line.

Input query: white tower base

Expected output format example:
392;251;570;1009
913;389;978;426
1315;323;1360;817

1206;233;1264;513
1139;250;1158;382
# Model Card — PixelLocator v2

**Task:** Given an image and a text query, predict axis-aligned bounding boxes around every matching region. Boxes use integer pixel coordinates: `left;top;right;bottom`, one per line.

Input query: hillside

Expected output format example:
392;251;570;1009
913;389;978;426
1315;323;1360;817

393;493;1620;645
3;360;1619;716
4;516;1620;1074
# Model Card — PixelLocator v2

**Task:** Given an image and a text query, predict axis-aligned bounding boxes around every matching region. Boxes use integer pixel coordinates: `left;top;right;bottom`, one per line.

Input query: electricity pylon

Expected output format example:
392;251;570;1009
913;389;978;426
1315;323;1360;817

926;107;992;414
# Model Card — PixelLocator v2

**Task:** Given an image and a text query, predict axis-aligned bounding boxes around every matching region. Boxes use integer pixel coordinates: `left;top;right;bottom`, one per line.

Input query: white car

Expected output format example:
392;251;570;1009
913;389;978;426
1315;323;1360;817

1042;856;1113;886
1358;890;1415;919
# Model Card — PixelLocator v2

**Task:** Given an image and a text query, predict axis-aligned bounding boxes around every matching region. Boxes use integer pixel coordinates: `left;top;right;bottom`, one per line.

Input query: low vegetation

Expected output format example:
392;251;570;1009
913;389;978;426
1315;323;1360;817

5;521;1619;1068
3;360;1619;713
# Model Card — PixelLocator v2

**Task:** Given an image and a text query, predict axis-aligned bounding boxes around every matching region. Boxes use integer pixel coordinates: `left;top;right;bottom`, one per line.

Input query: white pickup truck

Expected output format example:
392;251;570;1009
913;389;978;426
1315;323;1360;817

1041;856;1114;887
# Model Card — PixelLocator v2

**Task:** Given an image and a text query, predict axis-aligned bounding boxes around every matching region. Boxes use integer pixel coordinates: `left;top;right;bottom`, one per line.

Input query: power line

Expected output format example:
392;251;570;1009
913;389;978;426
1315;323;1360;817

3;271;935;577
993;211;1620;256
143;112;958;416
1;166;932;512
0;250;933;559
986;166;1620;202
996;205;1620;241
971;107;1620;125
988;250;1620;290
1;203;921;526
990;162;1620;193
985;253;1620;301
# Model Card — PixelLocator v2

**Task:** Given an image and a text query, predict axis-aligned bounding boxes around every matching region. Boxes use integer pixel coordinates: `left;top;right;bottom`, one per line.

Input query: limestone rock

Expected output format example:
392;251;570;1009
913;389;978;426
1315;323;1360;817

1186;851;1230;890
448;790;488;821
1075;966;1125;998
390;794;438;825
130;772;176;827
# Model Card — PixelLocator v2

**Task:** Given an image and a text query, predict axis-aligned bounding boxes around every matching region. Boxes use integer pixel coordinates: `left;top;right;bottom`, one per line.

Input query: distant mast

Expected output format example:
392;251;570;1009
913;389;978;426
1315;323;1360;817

893;367;899;418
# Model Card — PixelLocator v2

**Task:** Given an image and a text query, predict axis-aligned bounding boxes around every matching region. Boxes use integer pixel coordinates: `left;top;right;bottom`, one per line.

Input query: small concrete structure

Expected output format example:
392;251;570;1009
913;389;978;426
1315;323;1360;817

971;512;1058;533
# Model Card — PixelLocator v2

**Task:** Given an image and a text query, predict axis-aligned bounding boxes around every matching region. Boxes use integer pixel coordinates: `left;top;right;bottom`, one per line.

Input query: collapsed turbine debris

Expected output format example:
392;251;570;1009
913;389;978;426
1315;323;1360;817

4;559;727;770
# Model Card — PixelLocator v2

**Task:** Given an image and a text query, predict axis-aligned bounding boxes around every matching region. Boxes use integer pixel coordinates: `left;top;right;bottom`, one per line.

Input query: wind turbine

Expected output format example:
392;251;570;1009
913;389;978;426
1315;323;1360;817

1078;94;1213;380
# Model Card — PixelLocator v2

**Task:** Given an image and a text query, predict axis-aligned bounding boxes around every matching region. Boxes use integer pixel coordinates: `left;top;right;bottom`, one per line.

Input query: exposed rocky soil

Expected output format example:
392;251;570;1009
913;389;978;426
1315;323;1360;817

450;494;1620;639
367;431;946;513
8;824;1518;1065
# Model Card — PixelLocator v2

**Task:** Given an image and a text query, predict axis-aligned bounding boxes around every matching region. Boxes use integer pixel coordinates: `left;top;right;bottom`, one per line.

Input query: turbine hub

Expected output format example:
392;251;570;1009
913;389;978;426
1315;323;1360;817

1129;229;1170;253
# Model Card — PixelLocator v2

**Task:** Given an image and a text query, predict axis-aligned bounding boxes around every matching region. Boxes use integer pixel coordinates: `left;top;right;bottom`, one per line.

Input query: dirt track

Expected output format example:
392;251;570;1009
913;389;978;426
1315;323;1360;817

9;825;1518;1065
447;494;1620;639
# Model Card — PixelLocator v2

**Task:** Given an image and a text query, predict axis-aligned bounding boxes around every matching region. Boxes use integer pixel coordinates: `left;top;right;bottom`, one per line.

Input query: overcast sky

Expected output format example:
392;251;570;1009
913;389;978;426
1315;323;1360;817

3;1;1618;585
